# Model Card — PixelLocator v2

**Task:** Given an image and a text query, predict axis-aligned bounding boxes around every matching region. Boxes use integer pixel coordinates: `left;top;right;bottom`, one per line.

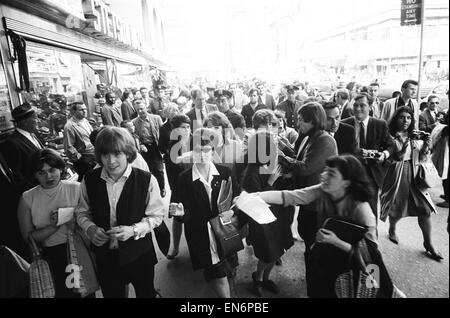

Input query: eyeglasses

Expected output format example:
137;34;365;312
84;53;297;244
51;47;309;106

430;102;440;105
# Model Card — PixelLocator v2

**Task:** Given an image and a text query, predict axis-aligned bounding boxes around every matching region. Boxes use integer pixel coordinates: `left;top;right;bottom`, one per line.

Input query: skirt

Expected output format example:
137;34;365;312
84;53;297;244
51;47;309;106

380;161;435;221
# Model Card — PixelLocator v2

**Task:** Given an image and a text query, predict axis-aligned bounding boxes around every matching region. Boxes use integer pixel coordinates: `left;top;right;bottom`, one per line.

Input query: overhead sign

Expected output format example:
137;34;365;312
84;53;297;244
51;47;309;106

401;0;422;26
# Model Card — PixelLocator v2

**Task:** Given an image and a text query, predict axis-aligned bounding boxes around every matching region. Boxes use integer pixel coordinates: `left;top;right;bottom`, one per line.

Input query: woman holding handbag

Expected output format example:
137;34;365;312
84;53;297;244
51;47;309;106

17;148;94;298
169;128;241;298
249;155;401;297
379;106;442;261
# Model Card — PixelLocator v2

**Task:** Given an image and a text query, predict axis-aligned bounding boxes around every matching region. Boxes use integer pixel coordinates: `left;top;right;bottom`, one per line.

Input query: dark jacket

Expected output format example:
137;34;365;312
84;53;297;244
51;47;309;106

1;131;42;192
292;130;338;190
341;116;395;188
173;164;239;270
277;100;301;128
419;109;437;133
259;94;276;110
0;152;29;261
241;103;267;128
121;100;137;120
334;123;357;155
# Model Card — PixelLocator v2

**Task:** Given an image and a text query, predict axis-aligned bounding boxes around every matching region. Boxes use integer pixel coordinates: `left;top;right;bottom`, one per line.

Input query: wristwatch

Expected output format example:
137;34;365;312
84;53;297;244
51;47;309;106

132;224;139;240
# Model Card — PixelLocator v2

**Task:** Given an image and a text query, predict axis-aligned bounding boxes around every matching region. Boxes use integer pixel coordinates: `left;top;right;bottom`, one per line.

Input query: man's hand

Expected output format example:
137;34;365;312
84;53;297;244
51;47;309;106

107;226;134;242
87;226;110;246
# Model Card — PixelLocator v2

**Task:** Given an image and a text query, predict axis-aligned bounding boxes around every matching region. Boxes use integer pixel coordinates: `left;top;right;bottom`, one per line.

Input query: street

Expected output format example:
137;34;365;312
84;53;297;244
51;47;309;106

129;180;449;298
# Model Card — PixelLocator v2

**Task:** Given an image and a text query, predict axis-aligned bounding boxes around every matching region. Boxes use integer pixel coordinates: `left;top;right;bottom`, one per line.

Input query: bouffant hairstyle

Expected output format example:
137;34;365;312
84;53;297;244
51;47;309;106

95;126;137;165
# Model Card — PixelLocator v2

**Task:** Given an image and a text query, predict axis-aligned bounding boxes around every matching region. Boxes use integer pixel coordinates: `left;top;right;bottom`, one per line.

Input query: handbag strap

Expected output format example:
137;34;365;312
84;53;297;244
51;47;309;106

28;234;41;258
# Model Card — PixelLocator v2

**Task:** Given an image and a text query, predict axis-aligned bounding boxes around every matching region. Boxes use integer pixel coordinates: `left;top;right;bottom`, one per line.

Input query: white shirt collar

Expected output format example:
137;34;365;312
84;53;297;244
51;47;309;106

101;164;132;183
16;128;33;138
192;162;219;184
357;116;370;127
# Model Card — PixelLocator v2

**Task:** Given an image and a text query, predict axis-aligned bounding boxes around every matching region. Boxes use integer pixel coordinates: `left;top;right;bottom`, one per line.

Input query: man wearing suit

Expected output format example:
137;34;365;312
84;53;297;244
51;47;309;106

215;89;245;134
102;92;123;126
186;89;218;132
381;79;420;129
241;88;267;128
257;82;276;110
0;151;29;261
342;93;395;220
2;103;43;193
149;84;167;119
419;95;439;133
133;100;166;197
120;90;137;120
276;85;301;129
323;101;356;155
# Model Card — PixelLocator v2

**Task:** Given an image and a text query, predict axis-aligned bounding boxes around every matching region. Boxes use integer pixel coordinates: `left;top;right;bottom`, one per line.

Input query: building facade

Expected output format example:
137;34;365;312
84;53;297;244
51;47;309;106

0;0;169;133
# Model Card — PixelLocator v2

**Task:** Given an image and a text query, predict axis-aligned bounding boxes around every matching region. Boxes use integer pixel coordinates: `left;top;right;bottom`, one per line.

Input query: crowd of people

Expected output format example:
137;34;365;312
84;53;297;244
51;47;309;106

0;77;448;298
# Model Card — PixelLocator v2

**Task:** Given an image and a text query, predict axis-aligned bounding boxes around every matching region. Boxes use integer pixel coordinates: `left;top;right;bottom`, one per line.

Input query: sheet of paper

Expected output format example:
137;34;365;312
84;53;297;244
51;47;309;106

235;191;277;224
57;207;75;226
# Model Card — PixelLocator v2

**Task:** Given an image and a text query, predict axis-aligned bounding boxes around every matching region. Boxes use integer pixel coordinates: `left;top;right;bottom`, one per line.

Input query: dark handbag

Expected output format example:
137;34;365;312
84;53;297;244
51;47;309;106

28;235;55;298
416;160;441;189
210;214;244;260
154;221;170;256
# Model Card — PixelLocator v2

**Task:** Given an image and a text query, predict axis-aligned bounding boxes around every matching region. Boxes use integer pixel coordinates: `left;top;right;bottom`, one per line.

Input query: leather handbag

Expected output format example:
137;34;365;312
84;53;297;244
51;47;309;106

28;235;55;298
416;160;441;189
209;214;244;260
154;221;170;256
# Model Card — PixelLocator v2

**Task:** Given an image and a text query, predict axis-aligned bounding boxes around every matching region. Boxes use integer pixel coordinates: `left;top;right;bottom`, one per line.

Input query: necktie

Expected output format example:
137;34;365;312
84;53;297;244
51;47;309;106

359;122;366;149
31;133;42;149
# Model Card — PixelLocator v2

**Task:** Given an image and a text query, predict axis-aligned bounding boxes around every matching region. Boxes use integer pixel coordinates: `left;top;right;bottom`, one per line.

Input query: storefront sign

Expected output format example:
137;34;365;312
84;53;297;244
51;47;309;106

401;0;422;26
82;0;143;51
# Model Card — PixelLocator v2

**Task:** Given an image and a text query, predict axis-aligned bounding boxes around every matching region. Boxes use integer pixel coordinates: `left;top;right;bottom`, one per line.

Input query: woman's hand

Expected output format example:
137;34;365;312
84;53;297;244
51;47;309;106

49;210;58;226
107;226;134;242
219;210;234;223
315;228;342;246
169;202;185;217
87;225;110;246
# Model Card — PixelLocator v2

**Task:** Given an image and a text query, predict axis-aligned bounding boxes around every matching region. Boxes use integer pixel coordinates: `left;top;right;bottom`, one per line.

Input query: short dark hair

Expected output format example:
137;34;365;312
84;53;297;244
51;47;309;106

248;88;260;96
122;90;131;101
247;130;277;166
297;102;327;132
388;106;415;137
252;109;276;129
325;155;374;203
401;80;418;90
30;148;66;175
120;120;132;128
354;92;374;106
322;101;340;111
191;89;204;100
392;91;401;98
170;114;191;130
69;102;85;112
95;126;137;164
369;82;380;88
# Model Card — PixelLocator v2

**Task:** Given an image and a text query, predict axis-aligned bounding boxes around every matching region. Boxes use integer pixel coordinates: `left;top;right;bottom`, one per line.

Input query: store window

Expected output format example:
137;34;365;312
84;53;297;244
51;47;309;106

10;42;86;143
0;58;14;132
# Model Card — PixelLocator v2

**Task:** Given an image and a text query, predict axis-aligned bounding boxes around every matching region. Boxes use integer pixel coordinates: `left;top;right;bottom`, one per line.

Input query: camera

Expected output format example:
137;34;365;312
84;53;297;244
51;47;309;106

411;130;430;140
363;150;381;160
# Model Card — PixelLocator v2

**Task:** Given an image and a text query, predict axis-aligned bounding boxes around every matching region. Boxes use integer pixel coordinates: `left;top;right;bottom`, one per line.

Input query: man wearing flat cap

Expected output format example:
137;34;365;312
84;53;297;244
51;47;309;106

215;89;245;136
1;103;43;192
276;85;301;129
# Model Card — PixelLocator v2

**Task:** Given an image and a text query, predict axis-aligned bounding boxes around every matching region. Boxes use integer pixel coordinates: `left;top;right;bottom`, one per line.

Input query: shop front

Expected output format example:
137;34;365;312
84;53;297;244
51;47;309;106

0;0;168;138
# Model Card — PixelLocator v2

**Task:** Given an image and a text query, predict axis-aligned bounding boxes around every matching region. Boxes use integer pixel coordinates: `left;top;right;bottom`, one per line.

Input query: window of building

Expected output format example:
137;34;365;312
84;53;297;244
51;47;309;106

0;58;14;132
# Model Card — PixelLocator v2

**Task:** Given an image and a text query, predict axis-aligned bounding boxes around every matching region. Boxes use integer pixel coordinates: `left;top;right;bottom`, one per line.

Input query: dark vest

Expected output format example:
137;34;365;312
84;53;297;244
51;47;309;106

84;167;156;266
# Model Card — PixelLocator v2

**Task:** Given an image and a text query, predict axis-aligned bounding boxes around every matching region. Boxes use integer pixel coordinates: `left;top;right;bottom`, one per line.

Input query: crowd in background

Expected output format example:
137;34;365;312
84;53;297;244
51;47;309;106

0;76;448;298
